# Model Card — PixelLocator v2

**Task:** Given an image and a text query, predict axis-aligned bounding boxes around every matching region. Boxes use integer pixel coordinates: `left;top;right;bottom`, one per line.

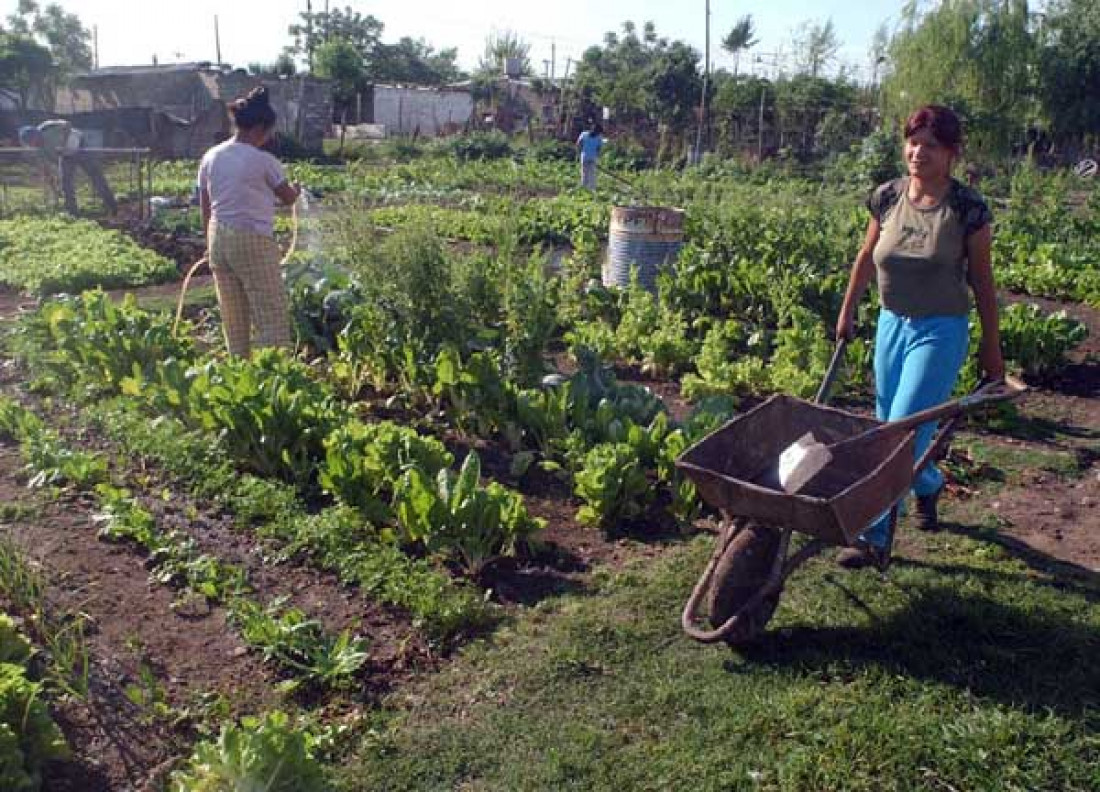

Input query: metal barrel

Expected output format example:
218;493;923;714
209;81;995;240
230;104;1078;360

603;205;685;291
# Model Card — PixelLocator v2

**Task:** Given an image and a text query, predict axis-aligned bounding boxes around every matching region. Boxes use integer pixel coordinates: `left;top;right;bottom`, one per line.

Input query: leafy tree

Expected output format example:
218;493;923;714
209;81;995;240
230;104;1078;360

881;0;1035;156
6;0;91;78
572;20;703;145
477;30;531;77
374;37;463;85
649;40;705;133
274;52;297;77
710;71;770;152
721;15;757;75
247;54;297;78
0;31;52;109
1038;0;1100;146
773;74;859;154
792;18;841;78
869;22;889;86
285;5;383;73
315;37;366;152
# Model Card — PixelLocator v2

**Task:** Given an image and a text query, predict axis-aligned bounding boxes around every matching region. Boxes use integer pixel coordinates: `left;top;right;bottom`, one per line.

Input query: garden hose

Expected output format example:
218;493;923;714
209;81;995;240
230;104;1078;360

597;164;648;204
173;197;301;337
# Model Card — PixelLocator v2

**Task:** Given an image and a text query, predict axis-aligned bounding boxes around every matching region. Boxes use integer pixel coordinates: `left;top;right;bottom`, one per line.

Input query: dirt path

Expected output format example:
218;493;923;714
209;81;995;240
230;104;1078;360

965;292;1100;572
0;445;277;791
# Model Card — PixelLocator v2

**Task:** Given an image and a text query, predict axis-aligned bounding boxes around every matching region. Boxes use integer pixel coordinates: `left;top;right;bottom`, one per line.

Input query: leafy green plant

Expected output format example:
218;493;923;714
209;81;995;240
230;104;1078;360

0;617;30;667
171;710;328;792
0;397;107;490
433;347;514;439
574;442;651;531
181;350;338;489
0;540;89;700
0;663;69;791
14;291;194;398
287;508;494;643
393;452;544;575
638;306;695;377
614;281;660;362
94;487;247;603
998;302;1088;378
767;310;835;398
231;599;368;692
320;420;454;520
682;320;755;401
563;320;619;361
500;253;558;385
0;216;176;295
445;131;513;161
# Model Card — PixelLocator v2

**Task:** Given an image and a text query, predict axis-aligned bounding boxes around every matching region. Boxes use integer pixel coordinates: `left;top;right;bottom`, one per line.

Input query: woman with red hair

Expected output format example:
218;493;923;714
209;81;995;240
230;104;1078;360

834;105;1004;569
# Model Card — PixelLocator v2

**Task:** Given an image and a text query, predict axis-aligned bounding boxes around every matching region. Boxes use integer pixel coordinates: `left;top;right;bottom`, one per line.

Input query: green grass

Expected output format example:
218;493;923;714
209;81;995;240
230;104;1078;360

340;529;1100;791
0;501;39;523
133;282;217;316
957;436;1084;481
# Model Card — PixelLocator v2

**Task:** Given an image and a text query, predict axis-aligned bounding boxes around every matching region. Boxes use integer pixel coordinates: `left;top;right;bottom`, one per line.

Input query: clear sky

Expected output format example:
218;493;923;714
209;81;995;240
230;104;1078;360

2;0;904;81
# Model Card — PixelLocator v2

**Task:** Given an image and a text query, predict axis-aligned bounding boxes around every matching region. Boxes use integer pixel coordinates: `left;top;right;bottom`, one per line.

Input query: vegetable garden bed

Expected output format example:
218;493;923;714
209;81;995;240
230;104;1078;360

0;152;1096;790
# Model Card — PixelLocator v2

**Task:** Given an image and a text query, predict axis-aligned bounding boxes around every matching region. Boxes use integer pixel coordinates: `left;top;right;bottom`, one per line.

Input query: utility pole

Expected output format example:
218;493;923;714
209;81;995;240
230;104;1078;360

559;58;572;136
551;40;556;85
757;84;766;163
93;25;99;70
752;51;780;163
693;0;710;165
306;0;314;73
214;15;222;66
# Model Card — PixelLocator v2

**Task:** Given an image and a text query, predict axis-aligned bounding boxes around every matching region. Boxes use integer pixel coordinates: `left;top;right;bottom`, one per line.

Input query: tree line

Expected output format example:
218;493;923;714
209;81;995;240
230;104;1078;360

1;1;1096;161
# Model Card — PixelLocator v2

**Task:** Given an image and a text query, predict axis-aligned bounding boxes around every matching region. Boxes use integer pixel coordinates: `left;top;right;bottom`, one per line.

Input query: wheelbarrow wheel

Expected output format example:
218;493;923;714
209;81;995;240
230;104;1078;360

707;520;783;646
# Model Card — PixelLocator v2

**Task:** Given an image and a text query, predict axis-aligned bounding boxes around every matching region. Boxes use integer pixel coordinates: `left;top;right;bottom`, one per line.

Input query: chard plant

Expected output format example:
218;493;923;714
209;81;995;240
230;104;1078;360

393;452;544;575
320;420;454;521
574;442;651;532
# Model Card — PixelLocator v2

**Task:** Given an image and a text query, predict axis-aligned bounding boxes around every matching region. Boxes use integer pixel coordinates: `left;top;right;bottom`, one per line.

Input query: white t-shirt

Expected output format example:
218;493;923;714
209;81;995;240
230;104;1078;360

197;139;288;236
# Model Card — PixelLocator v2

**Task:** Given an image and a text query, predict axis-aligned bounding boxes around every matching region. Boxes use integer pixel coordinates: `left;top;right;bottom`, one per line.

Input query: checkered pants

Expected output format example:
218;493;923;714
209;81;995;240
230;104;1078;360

208;221;291;357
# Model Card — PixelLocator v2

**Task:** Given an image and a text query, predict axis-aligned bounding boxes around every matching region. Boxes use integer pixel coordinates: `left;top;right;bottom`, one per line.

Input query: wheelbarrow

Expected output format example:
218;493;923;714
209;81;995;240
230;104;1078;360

676;341;1028;646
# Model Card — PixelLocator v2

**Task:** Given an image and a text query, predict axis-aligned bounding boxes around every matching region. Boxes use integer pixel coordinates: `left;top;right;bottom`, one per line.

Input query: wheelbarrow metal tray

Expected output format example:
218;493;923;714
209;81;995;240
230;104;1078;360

676;394;916;546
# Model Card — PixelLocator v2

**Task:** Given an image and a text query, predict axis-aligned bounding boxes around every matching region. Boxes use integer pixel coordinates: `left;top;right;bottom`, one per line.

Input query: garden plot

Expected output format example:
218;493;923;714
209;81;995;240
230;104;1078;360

0;152;1096;789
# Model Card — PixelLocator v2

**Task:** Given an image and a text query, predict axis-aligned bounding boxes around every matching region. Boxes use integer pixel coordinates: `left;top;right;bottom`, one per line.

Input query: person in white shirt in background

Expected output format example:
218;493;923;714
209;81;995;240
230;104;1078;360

19;119;117;214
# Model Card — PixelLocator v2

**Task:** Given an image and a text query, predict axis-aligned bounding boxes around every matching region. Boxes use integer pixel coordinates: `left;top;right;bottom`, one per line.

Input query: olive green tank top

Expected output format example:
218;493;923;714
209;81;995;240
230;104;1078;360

868;177;993;318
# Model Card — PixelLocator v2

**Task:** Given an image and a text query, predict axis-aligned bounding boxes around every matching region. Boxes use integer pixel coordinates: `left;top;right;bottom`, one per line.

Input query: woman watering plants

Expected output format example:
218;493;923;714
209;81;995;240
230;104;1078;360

197;86;300;356
833;104;1004;569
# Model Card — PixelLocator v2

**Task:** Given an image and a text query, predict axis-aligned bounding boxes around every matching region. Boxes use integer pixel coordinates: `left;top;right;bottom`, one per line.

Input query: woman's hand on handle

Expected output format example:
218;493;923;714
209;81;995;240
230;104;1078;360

978;339;1005;383
835;309;855;342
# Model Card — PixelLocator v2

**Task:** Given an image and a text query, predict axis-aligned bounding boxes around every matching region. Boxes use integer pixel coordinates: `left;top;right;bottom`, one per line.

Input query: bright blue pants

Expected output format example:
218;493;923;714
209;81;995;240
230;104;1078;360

860;308;970;548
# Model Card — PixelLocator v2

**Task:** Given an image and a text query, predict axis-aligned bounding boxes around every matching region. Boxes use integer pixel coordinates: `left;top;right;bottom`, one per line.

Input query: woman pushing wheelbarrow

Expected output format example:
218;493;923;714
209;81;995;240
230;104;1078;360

833;104;1003;567
678;105;1022;646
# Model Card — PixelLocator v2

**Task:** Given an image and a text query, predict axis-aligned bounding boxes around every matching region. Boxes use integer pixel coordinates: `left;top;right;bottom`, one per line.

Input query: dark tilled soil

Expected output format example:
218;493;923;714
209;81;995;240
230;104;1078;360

951;292;1100;572
0;445;276;791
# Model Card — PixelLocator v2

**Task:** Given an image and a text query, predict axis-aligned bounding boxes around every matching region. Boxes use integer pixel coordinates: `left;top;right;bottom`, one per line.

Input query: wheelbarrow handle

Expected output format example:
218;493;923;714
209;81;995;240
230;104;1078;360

832;374;1028;453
